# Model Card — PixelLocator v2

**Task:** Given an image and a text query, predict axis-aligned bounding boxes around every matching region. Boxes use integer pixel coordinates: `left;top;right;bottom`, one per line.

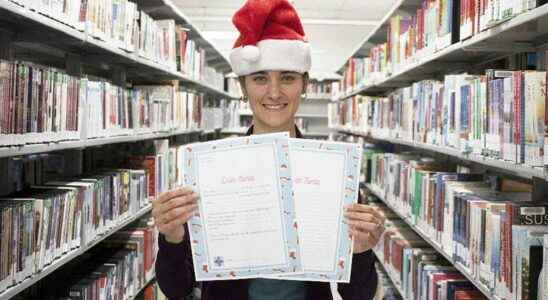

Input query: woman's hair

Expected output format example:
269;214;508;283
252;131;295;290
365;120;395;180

239;72;309;97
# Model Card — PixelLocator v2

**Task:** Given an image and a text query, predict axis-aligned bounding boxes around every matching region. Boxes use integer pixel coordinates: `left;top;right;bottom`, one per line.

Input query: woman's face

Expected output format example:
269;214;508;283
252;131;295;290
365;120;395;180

243;71;304;130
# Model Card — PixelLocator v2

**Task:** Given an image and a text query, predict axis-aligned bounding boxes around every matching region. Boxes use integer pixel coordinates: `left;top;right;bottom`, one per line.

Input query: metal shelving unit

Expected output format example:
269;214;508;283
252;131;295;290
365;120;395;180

365;184;499;300
132;0;232;73
332;126;547;180
0;205;153;300
0;1;232;296
334;3;548;99
0;1;236;98
0;129;203;158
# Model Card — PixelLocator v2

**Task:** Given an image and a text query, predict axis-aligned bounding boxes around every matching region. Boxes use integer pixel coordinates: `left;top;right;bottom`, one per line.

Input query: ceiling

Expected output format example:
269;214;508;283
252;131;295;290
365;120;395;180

173;0;398;80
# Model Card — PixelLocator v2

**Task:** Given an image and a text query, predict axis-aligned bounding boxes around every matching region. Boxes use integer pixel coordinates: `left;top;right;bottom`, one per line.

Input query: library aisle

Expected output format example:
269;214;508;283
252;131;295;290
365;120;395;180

1;0;548;300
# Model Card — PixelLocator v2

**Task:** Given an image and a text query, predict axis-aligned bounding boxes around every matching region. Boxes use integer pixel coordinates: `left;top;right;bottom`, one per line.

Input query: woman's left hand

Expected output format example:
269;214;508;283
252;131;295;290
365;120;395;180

344;204;386;254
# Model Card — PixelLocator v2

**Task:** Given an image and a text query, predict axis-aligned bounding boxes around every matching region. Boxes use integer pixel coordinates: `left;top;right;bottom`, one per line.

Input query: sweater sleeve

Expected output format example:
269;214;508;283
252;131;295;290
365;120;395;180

155;225;195;300
337;249;378;300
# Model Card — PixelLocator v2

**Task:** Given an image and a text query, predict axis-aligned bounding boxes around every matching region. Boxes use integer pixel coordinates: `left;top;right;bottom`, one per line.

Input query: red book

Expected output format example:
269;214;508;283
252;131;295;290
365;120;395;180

430;273;464;300
128;156;157;198
390;238;406;273
454;289;487;300
143;284;154;300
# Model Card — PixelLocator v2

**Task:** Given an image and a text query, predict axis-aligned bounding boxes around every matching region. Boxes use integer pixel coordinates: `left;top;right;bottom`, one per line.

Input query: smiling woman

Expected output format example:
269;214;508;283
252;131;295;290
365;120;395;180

153;0;384;299
239;71;309;136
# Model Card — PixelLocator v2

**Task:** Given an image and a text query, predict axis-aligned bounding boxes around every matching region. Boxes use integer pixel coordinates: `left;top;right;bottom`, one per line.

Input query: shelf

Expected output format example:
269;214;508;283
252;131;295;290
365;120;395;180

180;75;238;99
0;129;203;158
335;3;548;99
132;0;232;73
332;126;547;180
373;251;406;299
0;1;235;99
201;128;222;135
0;204;153;300
365;184;499;300
306;94;333;101
338;0;423;73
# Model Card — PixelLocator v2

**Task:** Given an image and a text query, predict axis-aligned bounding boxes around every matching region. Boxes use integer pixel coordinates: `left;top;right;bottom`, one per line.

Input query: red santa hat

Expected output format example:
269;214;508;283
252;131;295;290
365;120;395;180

229;0;311;76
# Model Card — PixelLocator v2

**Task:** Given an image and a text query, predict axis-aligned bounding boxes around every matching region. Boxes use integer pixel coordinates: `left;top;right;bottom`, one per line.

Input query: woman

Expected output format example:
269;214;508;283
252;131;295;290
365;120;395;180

152;0;386;299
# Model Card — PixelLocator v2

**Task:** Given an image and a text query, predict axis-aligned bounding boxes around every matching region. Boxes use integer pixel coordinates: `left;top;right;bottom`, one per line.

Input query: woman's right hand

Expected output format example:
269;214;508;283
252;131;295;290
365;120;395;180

152;187;199;244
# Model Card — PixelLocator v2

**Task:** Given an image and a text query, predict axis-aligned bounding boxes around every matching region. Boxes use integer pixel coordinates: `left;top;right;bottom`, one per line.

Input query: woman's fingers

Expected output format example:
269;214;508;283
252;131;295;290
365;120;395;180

156;187;195;204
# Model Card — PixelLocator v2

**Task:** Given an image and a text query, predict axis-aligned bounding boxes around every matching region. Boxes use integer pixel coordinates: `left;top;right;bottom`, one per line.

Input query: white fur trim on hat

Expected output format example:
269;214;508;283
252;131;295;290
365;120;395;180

230;39;311;76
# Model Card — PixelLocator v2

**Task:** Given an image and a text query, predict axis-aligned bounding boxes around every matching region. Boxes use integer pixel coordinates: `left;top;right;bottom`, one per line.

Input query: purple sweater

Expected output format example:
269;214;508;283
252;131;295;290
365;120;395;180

155;126;378;300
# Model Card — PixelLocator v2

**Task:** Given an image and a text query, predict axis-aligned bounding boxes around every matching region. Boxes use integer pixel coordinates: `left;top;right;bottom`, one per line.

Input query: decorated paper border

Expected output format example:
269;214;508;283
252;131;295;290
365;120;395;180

182;132;302;281
275;139;362;282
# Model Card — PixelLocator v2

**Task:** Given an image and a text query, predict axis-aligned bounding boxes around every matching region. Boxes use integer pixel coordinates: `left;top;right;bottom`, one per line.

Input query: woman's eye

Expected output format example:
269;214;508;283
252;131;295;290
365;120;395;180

281;75;296;83
253;76;267;83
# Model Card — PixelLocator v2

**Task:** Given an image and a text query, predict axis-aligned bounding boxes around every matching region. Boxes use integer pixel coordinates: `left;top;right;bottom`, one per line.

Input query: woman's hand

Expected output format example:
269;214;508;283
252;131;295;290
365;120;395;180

344;204;386;254
152;187;199;244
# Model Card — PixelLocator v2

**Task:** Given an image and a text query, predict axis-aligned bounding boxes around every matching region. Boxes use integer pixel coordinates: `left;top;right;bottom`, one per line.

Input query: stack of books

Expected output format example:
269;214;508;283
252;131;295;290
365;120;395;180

330;68;547;168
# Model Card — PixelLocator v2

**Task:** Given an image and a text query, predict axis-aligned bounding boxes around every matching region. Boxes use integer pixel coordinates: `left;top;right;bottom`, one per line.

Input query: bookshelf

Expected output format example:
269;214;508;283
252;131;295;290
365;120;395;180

332;3;548;299
365;183;499;300
0;204;152;300
0;1;237;98
132;0;232;73
0;129;203;159
0;0;233;297
331;126;546;180
340;0;423;71
333;2;548;100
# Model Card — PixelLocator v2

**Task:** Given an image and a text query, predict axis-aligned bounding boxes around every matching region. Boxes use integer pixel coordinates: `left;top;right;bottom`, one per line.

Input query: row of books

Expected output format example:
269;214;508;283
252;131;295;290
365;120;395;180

374;264;404;300
336;0;547;95
330;69;548;167
62;224;158;300
201;99;244;131
306;82;333;96
20;220;159;300
372;203;488;300
174;26;225;90
365;148;548;300
0;60;209;147
0;169;150;293
0;136;195;296
11;0;229;83
12;0;177;70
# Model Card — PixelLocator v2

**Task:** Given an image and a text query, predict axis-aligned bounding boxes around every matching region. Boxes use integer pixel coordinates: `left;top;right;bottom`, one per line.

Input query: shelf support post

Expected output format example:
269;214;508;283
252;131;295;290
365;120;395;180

65;53;82;77
532;177;548;202
0;29;15;61
112;65;127;87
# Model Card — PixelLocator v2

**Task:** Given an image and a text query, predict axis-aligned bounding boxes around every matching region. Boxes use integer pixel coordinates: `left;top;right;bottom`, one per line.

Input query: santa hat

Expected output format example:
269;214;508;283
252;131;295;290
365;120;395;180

229;0;311;76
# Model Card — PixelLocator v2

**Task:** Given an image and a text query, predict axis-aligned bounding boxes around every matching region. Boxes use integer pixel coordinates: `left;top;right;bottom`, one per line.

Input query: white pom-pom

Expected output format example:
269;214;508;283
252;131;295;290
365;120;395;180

241;45;260;62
